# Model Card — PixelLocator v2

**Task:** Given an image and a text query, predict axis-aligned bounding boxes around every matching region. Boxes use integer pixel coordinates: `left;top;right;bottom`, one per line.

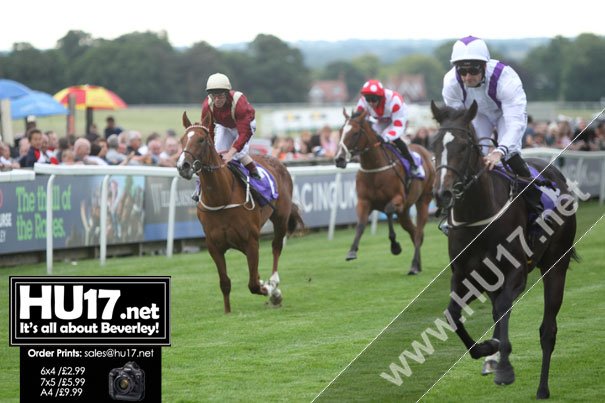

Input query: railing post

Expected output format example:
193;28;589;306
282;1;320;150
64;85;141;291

166;177;179;257
46;174;56;274
328;172;341;240
100;175;111;266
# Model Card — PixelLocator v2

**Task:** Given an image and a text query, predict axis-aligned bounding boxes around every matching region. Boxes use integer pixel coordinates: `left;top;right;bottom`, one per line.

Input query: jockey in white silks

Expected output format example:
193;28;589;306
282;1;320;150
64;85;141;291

442;36;542;216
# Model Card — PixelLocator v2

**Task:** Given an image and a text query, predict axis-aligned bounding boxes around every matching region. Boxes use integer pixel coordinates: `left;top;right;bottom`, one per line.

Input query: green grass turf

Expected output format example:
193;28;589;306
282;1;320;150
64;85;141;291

0;201;603;402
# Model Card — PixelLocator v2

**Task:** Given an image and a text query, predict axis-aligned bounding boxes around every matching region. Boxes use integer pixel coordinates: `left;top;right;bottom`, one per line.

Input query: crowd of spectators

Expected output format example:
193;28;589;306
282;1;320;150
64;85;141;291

0;116;182;171
267;116;605;163
2;115;604;172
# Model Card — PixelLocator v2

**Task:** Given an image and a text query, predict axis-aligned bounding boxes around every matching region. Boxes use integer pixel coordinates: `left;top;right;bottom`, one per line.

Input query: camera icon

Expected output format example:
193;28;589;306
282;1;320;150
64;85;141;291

108;361;145;401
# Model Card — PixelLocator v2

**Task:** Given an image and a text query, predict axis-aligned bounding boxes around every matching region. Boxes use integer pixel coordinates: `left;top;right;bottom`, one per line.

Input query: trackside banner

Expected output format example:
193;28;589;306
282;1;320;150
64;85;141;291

10;276;171;345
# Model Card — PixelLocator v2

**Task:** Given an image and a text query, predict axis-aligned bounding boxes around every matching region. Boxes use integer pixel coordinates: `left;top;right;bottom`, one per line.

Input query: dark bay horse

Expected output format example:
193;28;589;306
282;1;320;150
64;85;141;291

177;112;303;313
430;100;578;399
334;110;435;275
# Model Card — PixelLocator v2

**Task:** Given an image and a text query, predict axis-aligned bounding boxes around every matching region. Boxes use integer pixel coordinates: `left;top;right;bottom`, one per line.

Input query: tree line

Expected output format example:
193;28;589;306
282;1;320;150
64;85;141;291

1;30;603;104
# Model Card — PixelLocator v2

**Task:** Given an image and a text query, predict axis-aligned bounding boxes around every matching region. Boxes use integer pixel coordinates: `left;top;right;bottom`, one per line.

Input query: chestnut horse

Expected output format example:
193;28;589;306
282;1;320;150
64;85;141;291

334;110;435;275
177;112;303;313
431;100;578;399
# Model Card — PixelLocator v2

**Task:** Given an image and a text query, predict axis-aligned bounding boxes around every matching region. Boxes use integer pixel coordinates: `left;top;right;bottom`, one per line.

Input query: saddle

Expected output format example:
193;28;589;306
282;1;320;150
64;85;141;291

227;161;279;207
493;165;557;212
384;144;425;180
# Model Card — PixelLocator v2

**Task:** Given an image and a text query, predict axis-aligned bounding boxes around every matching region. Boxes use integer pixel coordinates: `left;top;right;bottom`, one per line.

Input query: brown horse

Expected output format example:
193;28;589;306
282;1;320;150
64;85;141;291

176;112;303;313
334;110;435;275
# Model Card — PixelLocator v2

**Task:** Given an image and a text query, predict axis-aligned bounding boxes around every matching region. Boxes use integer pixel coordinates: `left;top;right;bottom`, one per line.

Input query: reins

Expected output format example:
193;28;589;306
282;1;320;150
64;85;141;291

434;126;494;199
197;176;256;212
435;125;516;228
182;124;254;212
342;118;402;174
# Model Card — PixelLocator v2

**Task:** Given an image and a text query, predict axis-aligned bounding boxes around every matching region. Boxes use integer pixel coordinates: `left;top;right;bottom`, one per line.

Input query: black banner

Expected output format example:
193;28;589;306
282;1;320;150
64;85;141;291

10;277;170;346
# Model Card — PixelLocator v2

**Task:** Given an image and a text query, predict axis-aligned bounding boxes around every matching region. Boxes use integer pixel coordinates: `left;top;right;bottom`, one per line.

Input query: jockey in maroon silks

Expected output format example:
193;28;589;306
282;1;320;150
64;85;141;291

192;73;260;201
202;72;260;177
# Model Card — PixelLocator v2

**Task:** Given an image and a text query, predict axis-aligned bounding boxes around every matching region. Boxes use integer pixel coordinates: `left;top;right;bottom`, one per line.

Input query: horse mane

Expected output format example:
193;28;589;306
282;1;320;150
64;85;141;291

441;105;468;121
431;104;478;146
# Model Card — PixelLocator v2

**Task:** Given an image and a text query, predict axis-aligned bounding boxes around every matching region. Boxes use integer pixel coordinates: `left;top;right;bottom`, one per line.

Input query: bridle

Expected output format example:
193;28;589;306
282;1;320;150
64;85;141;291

339;117;383;161
339;117;396;174
181;125;225;174
435;125;495;200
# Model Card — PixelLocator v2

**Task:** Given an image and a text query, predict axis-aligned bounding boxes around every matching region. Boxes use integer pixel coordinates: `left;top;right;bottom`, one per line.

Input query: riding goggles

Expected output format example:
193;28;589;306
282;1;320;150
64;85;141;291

456;65;482;76
364;94;381;103
208;89;229;96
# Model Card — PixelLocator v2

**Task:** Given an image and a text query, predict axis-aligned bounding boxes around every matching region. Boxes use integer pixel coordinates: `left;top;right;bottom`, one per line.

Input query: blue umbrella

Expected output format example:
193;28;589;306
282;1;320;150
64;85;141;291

10;91;68;119
0;79;33;99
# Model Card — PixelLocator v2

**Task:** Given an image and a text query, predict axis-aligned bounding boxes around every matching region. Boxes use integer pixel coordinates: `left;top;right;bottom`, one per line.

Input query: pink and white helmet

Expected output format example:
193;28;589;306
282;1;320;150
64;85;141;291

450;36;490;64
360;80;385;98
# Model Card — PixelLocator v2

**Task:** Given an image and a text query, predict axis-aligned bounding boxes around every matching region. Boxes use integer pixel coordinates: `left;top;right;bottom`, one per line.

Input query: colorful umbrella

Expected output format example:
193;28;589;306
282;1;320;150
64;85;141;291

0;79;33;99
53;85;127;134
11;91;68;119
53;84;127;110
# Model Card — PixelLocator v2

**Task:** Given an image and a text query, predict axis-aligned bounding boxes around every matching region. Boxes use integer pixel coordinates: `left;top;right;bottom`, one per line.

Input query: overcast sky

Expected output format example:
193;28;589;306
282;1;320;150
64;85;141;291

2;0;602;51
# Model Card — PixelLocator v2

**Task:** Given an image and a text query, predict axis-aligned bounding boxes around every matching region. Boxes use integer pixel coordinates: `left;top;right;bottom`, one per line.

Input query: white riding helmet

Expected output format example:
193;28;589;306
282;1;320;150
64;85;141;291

206;73;232;92
450;36;490;64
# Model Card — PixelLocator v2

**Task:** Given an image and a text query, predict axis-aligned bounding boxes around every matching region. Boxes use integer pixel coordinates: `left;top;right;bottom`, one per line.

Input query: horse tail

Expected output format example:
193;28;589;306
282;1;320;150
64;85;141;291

569;247;581;263
287;202;304;235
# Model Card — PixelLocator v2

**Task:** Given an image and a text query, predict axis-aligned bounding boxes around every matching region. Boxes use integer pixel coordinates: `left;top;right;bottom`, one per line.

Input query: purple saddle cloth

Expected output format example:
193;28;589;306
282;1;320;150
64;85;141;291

493;165;557;213
228;161;279;206
385;144;425;179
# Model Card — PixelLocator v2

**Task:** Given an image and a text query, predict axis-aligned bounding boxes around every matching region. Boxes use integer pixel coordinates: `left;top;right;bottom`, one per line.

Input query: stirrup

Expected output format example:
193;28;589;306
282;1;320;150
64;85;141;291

250;171;261;180
438;218;449;236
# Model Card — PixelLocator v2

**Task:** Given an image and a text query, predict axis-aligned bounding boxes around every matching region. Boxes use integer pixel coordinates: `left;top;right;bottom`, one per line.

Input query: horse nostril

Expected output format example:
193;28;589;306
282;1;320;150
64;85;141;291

181;161;190;171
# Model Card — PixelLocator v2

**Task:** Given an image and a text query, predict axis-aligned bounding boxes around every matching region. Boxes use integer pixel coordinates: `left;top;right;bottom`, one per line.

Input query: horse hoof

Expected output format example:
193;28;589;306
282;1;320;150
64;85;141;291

481;359;497;376
407;267;420;275
494;364;515;385
269;288;282;306
536;387;550;399
391;242;402;255
346;251;357;261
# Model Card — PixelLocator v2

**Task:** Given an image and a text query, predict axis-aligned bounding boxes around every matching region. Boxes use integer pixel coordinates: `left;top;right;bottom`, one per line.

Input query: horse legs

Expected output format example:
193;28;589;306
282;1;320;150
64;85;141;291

267;216;288;306
346;200;371;261
491;287;516;386
482;299;503;375
536;265;567;399
270;216;287;275
447;271;500;359
245;237;264;296
385;208;402;255
398;208;421;275
207;244;231;314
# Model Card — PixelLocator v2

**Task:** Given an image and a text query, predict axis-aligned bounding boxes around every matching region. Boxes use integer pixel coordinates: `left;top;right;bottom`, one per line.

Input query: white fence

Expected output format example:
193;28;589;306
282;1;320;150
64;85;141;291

32;163;359;273
18;149;605;272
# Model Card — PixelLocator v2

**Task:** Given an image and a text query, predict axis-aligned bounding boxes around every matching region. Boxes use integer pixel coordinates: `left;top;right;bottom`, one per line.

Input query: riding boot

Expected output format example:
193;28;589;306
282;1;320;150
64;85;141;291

393;138;419;176
245;161;261;180
506;153;543;217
